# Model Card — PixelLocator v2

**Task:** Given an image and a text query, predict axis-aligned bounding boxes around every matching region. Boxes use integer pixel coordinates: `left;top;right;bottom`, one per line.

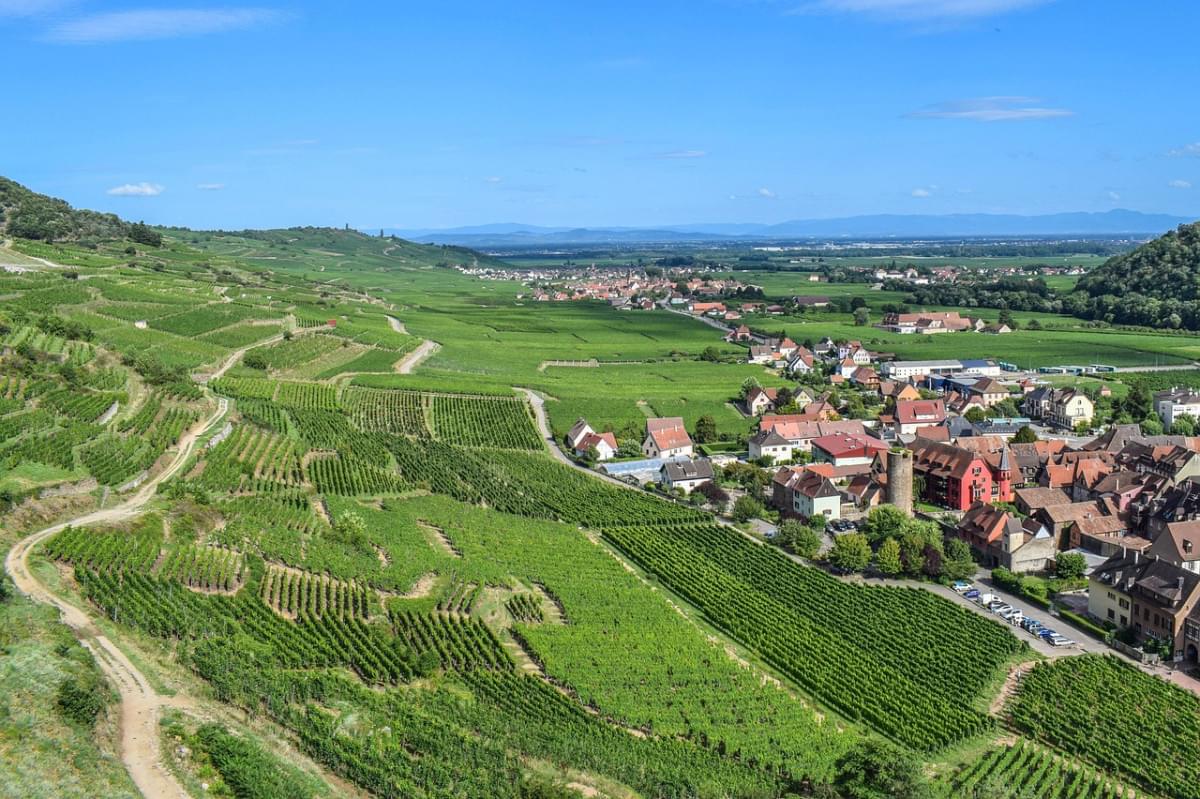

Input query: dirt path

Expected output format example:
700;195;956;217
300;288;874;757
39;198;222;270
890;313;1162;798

0;237;60;269
990;660;1037;716
5;393;228;799
395;339;439;374
386;315;407;334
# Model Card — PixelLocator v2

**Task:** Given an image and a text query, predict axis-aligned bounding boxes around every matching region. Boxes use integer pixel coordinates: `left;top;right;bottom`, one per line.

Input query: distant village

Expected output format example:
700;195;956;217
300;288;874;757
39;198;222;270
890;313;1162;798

463;260;1200;662
542;272;1200;665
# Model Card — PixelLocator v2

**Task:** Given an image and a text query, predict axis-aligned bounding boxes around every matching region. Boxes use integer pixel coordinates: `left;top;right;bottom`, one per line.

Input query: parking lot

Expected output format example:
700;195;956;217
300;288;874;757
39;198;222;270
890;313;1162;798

919;577;1109;659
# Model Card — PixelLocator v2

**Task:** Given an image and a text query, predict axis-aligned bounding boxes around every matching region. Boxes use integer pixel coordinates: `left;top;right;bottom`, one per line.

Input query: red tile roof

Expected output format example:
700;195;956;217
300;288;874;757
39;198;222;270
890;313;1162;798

895;399;946;426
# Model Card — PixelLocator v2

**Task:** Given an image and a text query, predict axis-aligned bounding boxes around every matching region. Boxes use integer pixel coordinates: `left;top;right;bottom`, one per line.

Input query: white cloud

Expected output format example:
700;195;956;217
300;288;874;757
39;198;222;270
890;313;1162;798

482;176;502;184
658;149;707;159
196;183;225;191
1169;179;1193;190
107;182;164;197
757;187;778;199
908;96;1073;122
1106;190;1120;202
1169;142;1200;158
804;0;1049;20
46;8;286;43
911;187;932;197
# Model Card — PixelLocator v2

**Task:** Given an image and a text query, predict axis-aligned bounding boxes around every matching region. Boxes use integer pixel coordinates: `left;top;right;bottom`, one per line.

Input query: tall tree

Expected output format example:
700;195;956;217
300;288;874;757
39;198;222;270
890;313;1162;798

876;537;903;577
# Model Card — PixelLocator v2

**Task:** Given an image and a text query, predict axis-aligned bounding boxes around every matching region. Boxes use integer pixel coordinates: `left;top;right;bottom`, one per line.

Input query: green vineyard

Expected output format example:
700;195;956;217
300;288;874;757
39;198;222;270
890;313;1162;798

261;566;377;620
603;522;1023;750
391;610;513;671
940;741;1139;799
1010;655;1200;799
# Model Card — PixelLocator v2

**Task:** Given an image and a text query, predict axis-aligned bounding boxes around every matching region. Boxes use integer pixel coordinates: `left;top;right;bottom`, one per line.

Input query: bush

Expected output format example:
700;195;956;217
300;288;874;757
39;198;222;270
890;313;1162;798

991;567;1021;593
1055;551;1087;579
731;494;764;523
833;738;931;799
1058;609;1108;640
55;673;108;727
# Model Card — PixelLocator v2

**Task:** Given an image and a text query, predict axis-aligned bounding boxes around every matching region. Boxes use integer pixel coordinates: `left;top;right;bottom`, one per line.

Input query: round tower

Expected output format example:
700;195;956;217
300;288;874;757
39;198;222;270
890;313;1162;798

887;448;913;517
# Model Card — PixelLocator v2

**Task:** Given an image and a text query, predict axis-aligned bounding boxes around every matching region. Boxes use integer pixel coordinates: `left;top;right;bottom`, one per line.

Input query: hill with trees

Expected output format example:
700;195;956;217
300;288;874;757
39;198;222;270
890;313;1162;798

0;177;131;243
1075;221;1200;329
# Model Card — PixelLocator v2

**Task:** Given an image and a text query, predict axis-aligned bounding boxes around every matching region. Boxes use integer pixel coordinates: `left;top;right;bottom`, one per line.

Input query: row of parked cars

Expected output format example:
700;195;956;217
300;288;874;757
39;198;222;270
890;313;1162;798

825;518;860;535
951;582;1075;648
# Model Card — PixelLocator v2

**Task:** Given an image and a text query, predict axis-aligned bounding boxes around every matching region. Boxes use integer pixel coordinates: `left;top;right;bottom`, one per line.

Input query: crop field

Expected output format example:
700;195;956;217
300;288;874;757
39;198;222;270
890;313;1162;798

214;379;543;451
938;740;1140;799
149;303;277;337
6;227;1190;799
314;347;401;377
536;359;789;439
198;321;282;349
248;333;344;371
1010;655;1200;799
604;522;1022;751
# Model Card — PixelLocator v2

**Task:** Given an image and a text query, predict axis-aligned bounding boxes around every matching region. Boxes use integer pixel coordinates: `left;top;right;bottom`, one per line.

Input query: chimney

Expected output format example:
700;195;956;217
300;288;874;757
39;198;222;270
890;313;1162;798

1134;550;1140;564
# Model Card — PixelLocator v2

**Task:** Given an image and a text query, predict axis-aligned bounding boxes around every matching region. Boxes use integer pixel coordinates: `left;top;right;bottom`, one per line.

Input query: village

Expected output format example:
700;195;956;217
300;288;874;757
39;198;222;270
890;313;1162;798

559;317;1200;674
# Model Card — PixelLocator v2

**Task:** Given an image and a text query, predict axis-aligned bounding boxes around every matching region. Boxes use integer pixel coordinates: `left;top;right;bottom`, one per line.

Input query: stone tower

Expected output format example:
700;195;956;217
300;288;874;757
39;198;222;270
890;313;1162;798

887;448;914;517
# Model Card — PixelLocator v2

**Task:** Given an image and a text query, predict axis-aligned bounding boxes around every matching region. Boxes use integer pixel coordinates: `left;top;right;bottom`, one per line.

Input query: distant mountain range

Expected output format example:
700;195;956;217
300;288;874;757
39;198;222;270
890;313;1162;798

387;210;1197;247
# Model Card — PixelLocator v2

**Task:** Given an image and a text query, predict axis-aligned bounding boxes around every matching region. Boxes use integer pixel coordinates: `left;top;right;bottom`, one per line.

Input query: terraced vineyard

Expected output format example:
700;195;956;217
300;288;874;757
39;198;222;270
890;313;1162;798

158;545;246;592
603;522;1023;750
213;379;544;451
1010;655;1200;799
939;741;1139;799
261;566;377;620
6;212;1191;799
391;610;513;671
429;394;542;449
342;386;429;435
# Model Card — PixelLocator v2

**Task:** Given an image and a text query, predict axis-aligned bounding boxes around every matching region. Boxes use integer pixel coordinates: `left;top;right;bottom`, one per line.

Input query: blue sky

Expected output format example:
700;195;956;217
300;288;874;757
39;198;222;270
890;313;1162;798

2;0;1198;229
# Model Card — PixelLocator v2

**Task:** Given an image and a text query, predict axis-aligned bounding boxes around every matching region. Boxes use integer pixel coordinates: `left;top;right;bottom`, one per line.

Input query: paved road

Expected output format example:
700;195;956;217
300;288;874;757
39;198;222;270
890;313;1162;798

518;388;646;492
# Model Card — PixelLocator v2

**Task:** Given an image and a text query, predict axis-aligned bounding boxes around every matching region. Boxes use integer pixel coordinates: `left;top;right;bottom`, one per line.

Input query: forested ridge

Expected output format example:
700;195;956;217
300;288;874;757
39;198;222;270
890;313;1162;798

0;177;131;243
1075;221;1200;328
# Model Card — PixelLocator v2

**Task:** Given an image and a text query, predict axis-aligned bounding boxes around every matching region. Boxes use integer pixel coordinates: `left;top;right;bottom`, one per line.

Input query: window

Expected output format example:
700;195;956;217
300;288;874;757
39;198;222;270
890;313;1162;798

1107;591;1115;600
1107;609;1115;620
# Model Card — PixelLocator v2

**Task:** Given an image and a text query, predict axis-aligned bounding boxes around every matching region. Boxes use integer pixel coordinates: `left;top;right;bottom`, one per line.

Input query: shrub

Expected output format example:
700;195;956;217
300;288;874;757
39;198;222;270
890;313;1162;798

55;673;108;727
731;494;764;523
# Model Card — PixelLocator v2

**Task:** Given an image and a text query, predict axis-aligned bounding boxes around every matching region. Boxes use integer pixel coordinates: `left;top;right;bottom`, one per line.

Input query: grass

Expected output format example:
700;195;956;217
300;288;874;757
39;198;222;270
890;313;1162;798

0;592;138;799
0;461;84;494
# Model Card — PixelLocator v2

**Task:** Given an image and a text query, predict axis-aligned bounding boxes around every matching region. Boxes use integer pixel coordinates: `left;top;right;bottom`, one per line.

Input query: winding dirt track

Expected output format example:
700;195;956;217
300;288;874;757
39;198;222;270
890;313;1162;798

4;398;225;798
395;339;439;374
3;339;265;798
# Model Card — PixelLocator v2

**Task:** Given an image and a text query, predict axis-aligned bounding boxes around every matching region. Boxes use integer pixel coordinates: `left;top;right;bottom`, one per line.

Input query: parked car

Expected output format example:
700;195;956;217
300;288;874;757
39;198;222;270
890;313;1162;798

1000;608;1023;624
1048;635;1073;647
988;600;1009;612
1038;629;1058;641
964;589;980;599
952;581;973;593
